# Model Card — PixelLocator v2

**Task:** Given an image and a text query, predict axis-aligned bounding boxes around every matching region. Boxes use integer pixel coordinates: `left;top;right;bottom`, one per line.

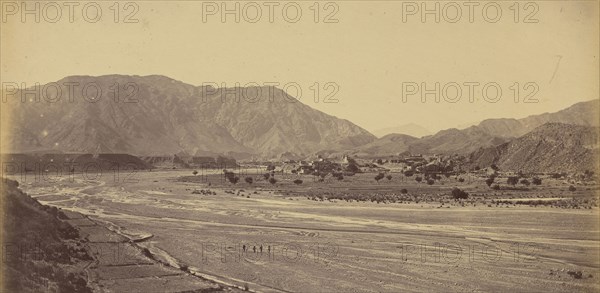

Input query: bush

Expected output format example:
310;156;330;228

485;177;494;187
532;177;542;185
293;179;303;185
492;184;500;190
415;176;423;183
374;173;385;182
192;170;198;176
458;178;465;183
228;176;239;184
520;179;530;186
569;185;576;192
507;176;519;186
400;188;408;194
451;188;469;199
426;179;434;185
245;177;253;184
269;177;277;185
386;175;392;181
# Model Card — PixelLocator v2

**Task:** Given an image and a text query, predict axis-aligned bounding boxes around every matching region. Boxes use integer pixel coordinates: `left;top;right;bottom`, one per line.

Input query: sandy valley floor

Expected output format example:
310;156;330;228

13;170;600;292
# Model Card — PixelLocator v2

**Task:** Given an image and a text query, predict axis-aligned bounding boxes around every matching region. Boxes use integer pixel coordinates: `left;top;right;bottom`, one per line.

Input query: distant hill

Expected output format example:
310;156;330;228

351;133;418;156
2;75;375;158
351;100;599;156
476;100;600;138
372;123;431;138
468;123;599;173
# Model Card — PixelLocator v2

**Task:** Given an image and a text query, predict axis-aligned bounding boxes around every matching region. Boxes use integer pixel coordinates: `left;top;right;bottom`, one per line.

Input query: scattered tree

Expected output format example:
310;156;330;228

192;170;198;176
451;188;469;199
293;179;303;185
520;179;530;186
532;177;542;185
426;179;435;185
400;188;408;194
415;176;423;183
374;173;385;183
458;178;465;183
245;177;253;184
569;185;576;192
485;177;495;187
507;176;519;186
228;176;240;185
386;175;392;181
269;177;277;185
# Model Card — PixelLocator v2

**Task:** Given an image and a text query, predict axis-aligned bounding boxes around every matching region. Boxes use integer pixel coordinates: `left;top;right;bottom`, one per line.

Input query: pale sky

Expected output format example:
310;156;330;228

1;1;598;133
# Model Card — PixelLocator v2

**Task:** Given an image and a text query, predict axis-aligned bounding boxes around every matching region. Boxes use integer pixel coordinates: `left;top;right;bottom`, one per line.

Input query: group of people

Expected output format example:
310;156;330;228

242;244;270;254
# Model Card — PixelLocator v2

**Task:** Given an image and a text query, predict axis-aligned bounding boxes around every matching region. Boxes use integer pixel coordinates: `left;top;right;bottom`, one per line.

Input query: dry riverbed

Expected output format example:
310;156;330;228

13;170;600;292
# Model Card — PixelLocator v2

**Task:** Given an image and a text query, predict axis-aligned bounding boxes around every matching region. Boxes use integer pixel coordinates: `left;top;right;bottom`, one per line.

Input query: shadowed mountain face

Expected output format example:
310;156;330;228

468;123;599;173
2;75;375;158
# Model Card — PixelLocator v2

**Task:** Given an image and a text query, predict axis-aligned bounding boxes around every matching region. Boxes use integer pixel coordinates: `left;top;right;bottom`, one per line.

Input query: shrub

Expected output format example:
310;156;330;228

415;176;423;183
269;177;277;185
374;173;385;182
293;179;303;185
245;177;253;184
532;177;542;185
192;170;198;176
458;178;465;183
228;176;239;184
520;179;530;186
400;188;408;194
426;179;434;185
507;176;519;186
569;185;576;192
386;175;392;181
451;188;469;199
492;184;500;190
485;177;494;187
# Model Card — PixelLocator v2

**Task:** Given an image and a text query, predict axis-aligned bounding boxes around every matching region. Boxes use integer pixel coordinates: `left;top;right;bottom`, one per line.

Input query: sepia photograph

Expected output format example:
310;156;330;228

0;1;599;292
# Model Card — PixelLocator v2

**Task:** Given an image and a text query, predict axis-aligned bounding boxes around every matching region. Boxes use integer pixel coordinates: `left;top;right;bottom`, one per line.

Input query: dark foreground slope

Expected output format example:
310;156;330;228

1;179;93;292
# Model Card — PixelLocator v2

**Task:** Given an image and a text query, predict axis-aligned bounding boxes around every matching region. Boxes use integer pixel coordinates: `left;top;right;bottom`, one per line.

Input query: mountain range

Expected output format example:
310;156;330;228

2;75;598;166
352;99;599;156
2;75;374;158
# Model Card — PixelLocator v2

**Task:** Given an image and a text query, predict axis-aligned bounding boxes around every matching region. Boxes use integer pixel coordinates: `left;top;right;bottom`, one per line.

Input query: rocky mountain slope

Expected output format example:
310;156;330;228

476;99;599;138
468;123;599;173
2;75;375;158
